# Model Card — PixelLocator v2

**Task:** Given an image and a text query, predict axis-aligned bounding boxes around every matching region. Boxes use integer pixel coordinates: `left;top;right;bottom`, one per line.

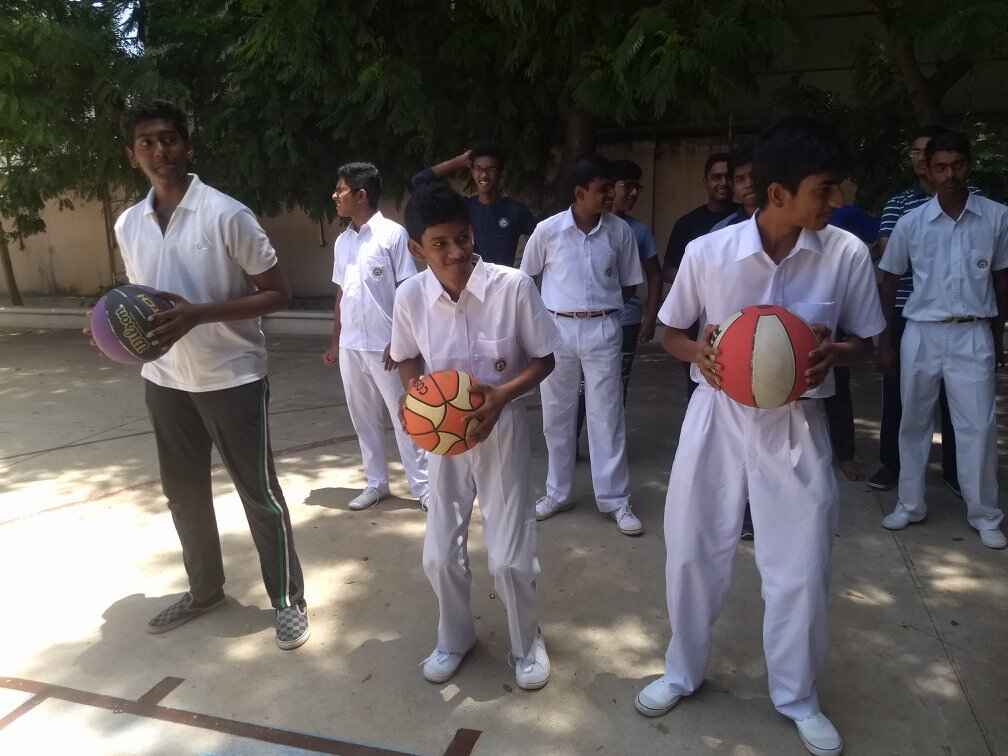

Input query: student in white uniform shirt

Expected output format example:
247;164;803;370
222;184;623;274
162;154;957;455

107;101;309;650
322;162;429;511
391;181;561;689
635;118;885;756
519;155;645;536
878;129;1007;549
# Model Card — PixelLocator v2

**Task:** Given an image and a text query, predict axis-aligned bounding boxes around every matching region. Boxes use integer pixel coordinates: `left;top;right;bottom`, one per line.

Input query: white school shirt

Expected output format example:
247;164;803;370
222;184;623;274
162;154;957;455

332;210;418;352
519;208;644;312
390;258;561;392
878;193;1008;322
658;215;885;399
115;174;277;392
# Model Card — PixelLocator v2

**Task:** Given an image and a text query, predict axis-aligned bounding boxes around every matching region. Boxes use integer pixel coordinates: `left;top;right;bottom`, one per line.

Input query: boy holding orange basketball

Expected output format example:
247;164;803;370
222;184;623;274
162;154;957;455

390;181;561;690
634;118;884;756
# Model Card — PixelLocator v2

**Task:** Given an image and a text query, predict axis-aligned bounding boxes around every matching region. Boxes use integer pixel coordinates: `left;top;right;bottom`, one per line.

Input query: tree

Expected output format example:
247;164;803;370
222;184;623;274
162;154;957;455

868;0;1008;125
0;1;141;304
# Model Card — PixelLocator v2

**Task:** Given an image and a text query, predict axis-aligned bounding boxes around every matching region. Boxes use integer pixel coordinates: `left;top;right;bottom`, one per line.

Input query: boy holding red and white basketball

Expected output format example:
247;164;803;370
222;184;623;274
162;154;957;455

390;181;560;689
634;118;884;756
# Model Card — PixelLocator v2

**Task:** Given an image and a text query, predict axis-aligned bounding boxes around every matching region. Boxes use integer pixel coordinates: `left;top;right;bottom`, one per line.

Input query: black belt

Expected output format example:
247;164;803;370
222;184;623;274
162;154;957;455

938;316;984;323
549;309;618;319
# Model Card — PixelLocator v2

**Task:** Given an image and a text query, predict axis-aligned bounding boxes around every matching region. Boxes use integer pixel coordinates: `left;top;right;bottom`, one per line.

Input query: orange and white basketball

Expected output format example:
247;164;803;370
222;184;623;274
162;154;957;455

403;370;485;455
712;305;818;409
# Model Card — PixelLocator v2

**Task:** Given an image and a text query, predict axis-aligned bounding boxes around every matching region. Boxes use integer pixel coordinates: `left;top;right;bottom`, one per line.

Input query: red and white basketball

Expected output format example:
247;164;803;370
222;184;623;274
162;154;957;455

711;305;818;409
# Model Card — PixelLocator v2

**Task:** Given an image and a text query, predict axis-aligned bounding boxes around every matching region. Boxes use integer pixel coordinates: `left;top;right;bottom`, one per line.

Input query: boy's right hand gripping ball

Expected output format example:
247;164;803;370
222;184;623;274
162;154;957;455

403;370;485;455
712;304;818;409
90;284;175;364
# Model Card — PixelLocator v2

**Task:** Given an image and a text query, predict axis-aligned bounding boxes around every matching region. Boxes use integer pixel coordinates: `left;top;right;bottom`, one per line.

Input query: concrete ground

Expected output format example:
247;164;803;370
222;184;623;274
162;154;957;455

0;328;1005;756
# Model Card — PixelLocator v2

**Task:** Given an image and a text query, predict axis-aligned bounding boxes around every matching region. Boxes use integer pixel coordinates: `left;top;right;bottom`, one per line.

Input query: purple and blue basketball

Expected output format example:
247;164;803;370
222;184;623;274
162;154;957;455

90;285;174;364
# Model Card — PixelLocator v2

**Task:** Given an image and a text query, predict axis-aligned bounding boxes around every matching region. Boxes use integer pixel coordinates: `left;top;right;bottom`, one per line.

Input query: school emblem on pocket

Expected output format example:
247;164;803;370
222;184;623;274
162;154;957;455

372;265;384;278
977;259;989;269
605;266;614;278
494;359;507;372
498;217;510;229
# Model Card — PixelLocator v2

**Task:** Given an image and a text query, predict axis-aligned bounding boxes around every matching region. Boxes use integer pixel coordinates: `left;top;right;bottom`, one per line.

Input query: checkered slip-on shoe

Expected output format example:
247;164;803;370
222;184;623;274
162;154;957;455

147;591;225;635
275;605;310;650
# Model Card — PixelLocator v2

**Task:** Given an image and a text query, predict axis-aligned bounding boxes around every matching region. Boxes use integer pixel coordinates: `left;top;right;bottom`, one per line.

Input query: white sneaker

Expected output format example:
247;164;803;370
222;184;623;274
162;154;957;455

421;645;472;683
535;495;574;521
612;504;644;536
634;676;681;717
979;528;1007;549
417;492;430;513
513;629;550;690
881;508;925;531
349;486;388;511
794;712;843;756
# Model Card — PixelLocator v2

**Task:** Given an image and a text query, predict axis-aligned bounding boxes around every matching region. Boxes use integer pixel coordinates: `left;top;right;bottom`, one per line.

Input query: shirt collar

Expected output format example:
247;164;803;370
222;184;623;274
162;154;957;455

142;173;204;215
421;256;489;307
355;210;384;236
561;207;605;236
734;212;824;261
925;192;981;222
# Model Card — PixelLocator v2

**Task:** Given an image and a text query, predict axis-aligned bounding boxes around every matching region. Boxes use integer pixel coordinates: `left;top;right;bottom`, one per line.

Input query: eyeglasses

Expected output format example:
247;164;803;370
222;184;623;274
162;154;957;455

615;181;642;191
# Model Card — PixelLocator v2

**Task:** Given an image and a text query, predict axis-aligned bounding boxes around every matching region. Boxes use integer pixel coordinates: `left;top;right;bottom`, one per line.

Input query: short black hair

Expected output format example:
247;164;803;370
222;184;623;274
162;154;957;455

572;154;612;193
911;124;947;144
752;117;849;207
337;162;382;209
404;180;470;242
925;129;971;163
122;100;190;144
610;159;643;182
728;144;754;176
470;142;503;164
704;152;731;177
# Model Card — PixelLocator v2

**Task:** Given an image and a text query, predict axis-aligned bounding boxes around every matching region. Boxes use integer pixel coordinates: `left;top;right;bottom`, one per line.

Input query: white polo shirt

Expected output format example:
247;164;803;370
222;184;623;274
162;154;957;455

879;193;1008;322
659;215;885;398
332;211;417;352
519;208;644;312
390;258;561;392
115;174;278;393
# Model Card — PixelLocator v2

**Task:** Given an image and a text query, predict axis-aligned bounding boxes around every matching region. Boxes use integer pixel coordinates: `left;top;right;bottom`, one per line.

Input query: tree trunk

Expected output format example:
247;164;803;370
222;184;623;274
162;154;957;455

100;189;118;287
886;29;944;126
0;229;24;306
545;109;596;213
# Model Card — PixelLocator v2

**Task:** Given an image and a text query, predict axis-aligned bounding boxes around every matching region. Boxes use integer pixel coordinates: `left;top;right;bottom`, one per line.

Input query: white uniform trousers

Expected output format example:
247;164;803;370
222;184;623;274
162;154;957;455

423;402;540;658
338;347;429;497
539;314;631;512
894;320;1002;530
662;387;836;720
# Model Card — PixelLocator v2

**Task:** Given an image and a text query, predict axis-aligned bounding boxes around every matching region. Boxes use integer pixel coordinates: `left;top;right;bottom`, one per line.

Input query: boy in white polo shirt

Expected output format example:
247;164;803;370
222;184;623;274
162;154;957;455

322;162;429;511
109;101;309;650
634;118;885;756
519;155;644;536
391;181;561;689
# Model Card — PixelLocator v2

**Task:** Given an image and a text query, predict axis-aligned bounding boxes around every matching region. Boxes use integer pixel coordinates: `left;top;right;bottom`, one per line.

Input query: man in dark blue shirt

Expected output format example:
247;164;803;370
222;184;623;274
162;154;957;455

411;143;537;266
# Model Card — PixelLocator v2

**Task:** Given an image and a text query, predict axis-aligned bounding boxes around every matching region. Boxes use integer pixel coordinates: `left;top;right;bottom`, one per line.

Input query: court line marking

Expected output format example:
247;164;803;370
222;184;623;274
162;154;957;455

0;676;481;756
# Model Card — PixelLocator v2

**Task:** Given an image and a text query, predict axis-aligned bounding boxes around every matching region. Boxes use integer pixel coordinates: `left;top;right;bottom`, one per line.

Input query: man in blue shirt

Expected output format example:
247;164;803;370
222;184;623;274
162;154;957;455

412;143;537;266
824;178;882;483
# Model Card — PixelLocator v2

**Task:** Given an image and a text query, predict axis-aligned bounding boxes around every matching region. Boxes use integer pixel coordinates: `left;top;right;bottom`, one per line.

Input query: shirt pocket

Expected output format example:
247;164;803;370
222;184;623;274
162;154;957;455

472;336;518;385
789;301;837;335
966;248;993;280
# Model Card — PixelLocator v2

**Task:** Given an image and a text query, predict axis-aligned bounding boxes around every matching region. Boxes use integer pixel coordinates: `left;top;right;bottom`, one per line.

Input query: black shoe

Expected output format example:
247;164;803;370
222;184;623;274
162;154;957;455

147;591;225;634
867;466;897;491
740;526;754;541
943;477;964;500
